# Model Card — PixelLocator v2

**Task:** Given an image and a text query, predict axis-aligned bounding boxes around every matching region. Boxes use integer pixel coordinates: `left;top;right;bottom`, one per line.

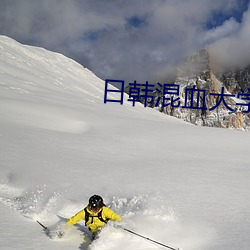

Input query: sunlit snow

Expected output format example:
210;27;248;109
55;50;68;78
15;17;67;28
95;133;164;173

0;36;249;250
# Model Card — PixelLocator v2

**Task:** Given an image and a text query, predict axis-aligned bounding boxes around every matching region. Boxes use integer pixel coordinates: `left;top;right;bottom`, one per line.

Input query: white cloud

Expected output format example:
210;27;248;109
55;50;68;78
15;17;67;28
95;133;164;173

209;4;250;69
200;17;240;45
0;0;249;83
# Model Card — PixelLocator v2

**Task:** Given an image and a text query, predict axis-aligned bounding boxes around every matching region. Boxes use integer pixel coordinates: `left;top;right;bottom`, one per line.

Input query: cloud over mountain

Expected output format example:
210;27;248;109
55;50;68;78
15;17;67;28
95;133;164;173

0;0;249;83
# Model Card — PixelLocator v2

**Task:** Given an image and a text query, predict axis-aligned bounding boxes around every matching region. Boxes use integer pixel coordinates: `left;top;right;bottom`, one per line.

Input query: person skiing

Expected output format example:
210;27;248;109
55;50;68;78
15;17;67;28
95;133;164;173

66;194;121;239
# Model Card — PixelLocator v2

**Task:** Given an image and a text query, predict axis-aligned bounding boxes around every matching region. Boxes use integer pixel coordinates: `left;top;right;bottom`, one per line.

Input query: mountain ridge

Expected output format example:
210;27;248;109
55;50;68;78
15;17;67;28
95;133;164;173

125;48;250;130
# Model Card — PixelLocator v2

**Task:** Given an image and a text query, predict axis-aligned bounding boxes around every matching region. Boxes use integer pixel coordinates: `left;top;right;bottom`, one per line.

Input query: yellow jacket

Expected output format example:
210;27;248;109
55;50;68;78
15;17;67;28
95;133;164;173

67;206;121;233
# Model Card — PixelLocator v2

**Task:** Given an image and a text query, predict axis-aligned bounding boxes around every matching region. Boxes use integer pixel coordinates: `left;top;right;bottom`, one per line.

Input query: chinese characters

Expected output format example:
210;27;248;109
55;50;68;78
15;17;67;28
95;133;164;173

104;79;250;113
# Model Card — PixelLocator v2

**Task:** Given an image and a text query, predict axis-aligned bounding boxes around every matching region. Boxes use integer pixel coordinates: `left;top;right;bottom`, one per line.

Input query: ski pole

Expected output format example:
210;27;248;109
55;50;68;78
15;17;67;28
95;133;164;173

37;220;48;231
122;227;180;250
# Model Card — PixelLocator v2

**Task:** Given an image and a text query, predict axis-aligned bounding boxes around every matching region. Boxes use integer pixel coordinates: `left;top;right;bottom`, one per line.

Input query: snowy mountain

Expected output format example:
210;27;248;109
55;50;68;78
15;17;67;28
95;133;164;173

217;65;250;94
174;49;249;129
0;36;250;250
125;49;250;130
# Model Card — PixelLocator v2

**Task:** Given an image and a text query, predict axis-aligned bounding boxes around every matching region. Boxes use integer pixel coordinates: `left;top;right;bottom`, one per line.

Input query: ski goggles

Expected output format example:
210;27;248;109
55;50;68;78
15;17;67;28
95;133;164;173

89;205;101;212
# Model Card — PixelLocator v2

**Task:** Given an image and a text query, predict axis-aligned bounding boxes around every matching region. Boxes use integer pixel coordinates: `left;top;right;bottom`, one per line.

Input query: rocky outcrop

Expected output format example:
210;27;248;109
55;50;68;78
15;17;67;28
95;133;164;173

217;66;250;94
168;48;246;129
125;48;250;130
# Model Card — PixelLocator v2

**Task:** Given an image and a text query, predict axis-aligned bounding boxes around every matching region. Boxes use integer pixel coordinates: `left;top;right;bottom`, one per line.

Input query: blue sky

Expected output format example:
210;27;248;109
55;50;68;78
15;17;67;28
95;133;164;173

0;0;249;84
206;0;249;28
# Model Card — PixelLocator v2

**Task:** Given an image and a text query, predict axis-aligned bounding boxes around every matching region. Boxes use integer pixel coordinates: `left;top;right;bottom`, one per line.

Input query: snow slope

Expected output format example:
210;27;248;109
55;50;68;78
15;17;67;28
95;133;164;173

0;35;250;250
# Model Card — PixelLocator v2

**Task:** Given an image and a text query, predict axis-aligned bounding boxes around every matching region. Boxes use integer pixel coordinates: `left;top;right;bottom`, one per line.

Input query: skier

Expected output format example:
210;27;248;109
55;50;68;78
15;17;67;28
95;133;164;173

66;194;121;239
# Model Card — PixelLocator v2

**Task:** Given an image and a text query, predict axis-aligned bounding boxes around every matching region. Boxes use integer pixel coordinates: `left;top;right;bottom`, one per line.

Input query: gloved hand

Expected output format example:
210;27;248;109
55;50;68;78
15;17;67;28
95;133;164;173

55;222;71;238
56;230;64;238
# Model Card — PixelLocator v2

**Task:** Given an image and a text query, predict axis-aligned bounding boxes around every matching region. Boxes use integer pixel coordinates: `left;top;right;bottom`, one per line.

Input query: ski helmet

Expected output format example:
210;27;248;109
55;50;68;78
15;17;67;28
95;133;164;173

89;195;104;210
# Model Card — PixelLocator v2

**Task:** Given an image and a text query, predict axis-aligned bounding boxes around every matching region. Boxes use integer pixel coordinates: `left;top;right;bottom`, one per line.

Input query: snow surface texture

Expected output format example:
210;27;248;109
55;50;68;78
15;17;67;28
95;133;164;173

0;35;250;250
